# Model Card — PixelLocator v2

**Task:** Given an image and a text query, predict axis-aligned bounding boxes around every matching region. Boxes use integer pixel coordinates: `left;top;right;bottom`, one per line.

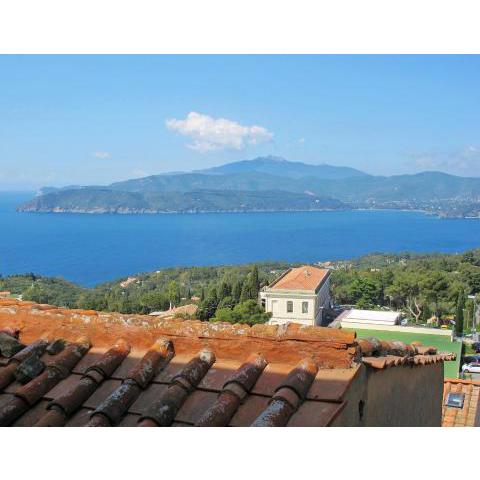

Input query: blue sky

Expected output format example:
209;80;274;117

0;55;479;189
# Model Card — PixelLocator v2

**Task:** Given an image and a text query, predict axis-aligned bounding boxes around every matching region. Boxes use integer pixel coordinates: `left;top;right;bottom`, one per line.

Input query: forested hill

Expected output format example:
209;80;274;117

18;188;347;214
2;249;480;329
17;156;480;216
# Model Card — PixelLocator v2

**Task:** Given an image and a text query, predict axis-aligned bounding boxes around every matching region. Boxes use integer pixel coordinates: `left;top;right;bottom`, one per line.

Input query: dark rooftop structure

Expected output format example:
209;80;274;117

0;299;455;427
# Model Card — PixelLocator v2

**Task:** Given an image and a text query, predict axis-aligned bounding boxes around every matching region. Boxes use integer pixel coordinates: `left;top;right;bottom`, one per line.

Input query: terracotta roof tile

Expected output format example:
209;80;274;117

109;348;148;380
269;266;329;291
307;366;361;402
175;390;218;424
287;400;346;427
229;395;271;427
12;399;50;427
65;408;93;427
196;354;267;426
250;359;319;427
0;331;25;358
250;363;294;397
0;392;13;406
138;349;216;427
197;359;244;391
0;300;457;427
117;413;141;427
129;384;168;415
443;378;480;427
0;337;90;426
153;353;198;384
78;379;122;409
44;374;82;400
72;347;110;375
86;339;173;426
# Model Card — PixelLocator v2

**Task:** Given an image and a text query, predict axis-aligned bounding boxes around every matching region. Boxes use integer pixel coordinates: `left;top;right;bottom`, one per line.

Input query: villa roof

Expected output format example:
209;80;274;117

0;299;455;427
268;265;330;292
443;378;480;427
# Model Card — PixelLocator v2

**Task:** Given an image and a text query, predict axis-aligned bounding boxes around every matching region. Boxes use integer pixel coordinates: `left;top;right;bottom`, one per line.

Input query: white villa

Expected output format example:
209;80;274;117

259;265;331;326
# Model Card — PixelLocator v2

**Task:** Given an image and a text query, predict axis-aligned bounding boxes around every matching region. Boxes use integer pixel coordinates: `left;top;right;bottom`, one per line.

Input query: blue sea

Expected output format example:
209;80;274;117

2;191;480;287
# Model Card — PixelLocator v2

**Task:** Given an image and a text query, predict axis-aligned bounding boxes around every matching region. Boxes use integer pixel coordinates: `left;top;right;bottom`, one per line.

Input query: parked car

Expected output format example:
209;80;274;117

461;362;480;374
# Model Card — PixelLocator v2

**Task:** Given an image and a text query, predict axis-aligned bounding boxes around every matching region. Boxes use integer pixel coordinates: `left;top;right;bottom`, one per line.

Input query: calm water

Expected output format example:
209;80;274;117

2;192;480;286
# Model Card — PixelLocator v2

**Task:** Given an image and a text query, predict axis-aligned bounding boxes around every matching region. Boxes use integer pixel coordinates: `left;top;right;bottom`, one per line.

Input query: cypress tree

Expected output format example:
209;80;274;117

455;290;465;336
217;280;231;301
232;279;243;303
251;265;260;292
240;266;261;302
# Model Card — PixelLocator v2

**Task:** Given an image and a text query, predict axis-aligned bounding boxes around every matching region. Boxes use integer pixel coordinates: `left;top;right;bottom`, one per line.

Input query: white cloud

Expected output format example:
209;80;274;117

166;111;273;152
298;138;306;144
408;146;480;175
92;151;110;159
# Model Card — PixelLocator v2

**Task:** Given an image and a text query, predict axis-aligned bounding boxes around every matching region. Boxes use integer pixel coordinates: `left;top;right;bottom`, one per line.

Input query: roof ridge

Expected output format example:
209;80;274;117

444;377;480;386
0;300;356;367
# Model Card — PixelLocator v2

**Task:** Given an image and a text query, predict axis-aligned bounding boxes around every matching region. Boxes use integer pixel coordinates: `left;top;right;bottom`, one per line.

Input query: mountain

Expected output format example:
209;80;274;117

196;156;369;179
17;157;480;217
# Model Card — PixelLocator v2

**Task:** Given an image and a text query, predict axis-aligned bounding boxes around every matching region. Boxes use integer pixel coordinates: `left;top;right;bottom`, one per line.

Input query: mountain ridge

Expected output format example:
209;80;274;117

17;156;480;217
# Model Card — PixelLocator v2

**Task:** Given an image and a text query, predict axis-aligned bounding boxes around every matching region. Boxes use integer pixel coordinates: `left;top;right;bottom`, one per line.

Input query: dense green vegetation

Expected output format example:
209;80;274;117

0;263;286;325
0;273;84;308
18;188;346;214
332;250;480;330
2;249;480;330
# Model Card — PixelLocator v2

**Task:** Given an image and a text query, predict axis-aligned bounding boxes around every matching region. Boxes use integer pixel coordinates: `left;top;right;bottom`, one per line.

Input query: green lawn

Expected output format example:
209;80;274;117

345;328;462;378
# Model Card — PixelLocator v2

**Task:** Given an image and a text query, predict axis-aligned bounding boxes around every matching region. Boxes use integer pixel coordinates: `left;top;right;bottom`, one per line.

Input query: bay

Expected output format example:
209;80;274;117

2;192;480;287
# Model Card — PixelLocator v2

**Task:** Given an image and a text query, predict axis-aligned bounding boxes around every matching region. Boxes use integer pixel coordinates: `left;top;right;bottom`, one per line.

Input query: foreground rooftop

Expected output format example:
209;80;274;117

443;378;480;427
0;299;455;427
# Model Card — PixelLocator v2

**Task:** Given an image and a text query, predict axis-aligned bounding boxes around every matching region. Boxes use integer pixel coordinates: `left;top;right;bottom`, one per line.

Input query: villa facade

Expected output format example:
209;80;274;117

259;265;331;326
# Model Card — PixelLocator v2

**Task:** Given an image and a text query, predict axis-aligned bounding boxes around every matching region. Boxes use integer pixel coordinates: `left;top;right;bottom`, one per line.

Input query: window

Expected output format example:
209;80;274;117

286;301;293;313
445;392;465;408
302;301;309;314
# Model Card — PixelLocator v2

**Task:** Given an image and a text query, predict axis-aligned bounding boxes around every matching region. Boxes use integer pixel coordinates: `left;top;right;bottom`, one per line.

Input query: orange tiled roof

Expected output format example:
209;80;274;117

443;378;480;427
0;299;455;427
269;265;330;291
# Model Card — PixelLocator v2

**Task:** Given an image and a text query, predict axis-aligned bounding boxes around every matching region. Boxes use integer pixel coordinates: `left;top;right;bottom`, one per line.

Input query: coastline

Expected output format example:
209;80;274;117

16;205;480;219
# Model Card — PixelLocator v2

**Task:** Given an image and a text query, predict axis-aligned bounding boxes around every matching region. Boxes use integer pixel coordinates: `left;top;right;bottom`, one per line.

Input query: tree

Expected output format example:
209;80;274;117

384;272;424;322
217;295;235;309
465;299;474;332
166;281;181;309
212;300;271;325
217;280;232;301
346;274;383;309
460;264;480;294
232;279;243;303
421;272;448;316
140;291;168;312
251;265;260;292
240;265;261;302
455;290;465;336
196;288;218;320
